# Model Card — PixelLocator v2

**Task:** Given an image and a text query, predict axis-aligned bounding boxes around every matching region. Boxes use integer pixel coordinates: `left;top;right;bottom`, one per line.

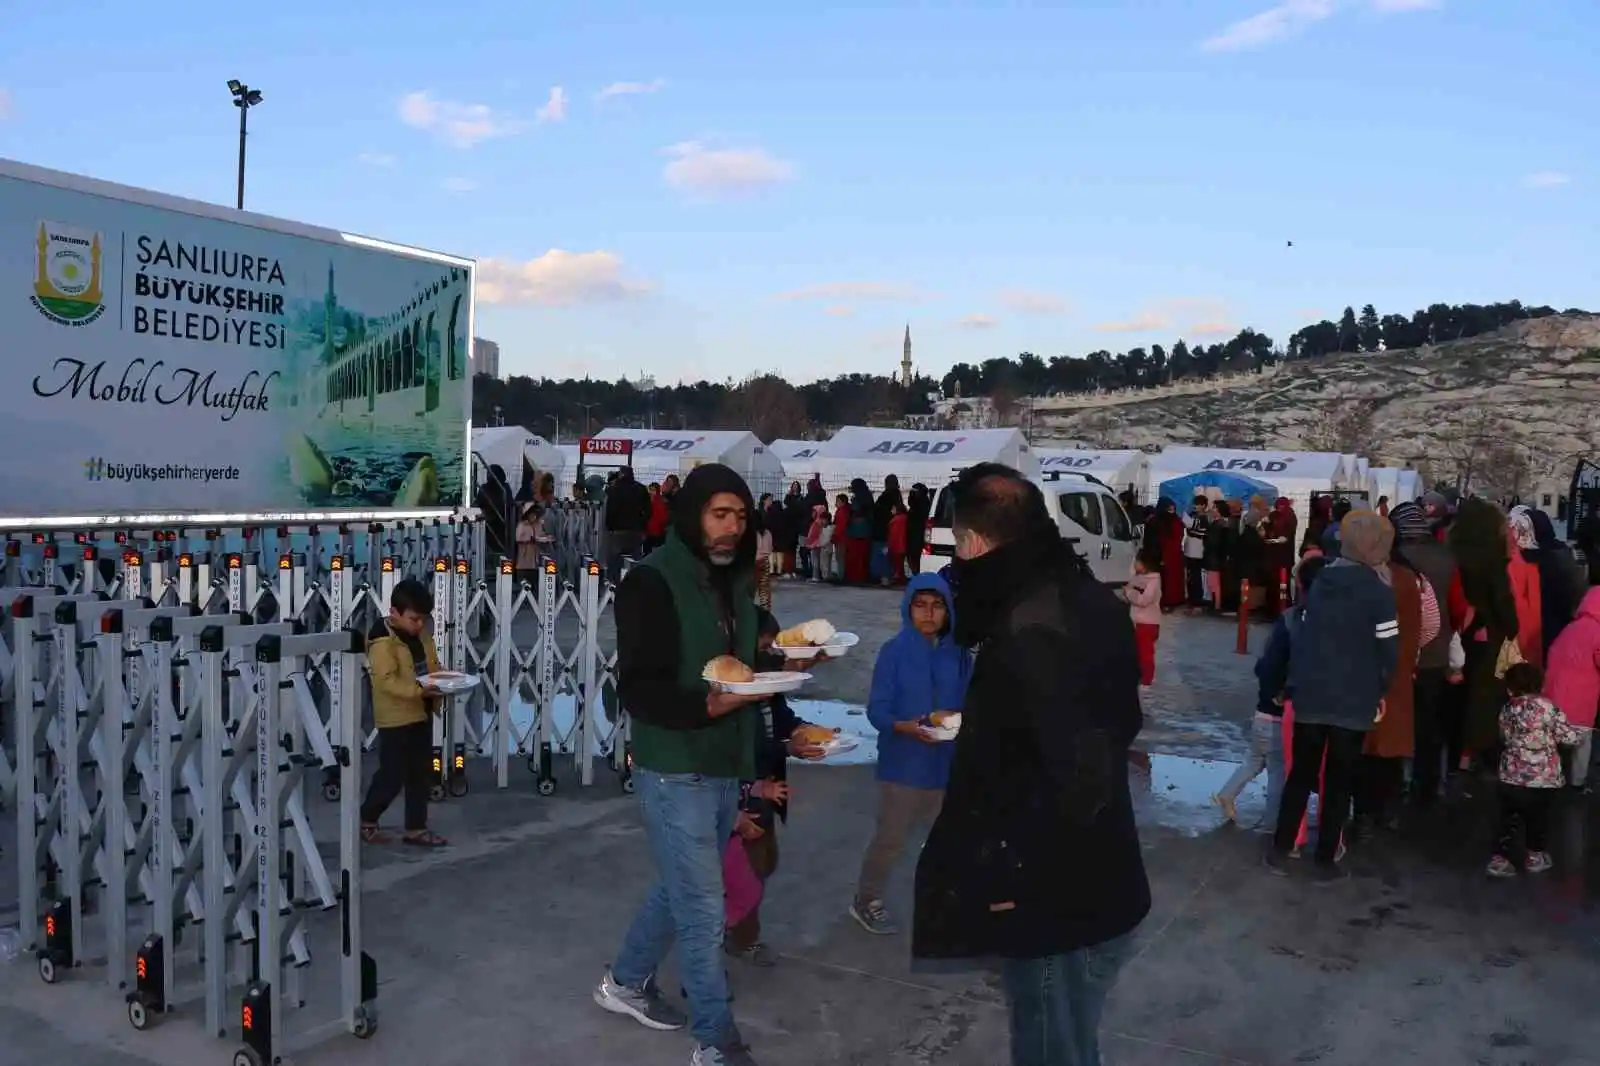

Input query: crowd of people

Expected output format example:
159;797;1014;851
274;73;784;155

750;475;934;588
589;461;1147;1066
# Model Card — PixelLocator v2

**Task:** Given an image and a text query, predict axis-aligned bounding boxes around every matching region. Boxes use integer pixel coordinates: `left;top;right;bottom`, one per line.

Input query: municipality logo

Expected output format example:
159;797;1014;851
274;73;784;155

83;457;105;482
32;221;107;326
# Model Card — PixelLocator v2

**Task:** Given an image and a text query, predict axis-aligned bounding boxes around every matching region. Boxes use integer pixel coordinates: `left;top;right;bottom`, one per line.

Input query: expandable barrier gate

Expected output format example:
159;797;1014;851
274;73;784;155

2;518;630;1064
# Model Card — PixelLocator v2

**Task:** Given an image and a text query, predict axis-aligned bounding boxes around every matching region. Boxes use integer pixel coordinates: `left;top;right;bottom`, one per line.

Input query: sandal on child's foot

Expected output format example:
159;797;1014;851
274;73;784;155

1213;793;1238;824
360;825;389;844
402;830;449;848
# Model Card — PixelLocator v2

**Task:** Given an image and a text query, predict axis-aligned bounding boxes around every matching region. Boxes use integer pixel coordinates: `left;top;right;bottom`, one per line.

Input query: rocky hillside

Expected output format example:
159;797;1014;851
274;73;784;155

1032;314;1600;497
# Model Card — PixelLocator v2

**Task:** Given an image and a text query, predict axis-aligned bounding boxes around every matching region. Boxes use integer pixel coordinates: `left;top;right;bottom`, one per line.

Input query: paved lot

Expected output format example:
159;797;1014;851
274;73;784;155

4;582;1599;1064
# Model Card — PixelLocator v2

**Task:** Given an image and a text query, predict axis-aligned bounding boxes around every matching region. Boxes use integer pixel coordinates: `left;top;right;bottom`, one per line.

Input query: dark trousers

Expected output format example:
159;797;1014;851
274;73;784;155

1274;722;1364;865
1353;754;1405;825
360;720;432;832
1184;558;1205;605
725;824;779;950
1495;784;1554;860
1410;668;1450;805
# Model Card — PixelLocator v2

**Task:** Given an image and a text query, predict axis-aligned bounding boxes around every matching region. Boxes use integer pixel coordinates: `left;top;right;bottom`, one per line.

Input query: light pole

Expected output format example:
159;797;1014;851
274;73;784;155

228;79;264;210
547;415;560;443
576;402;600;437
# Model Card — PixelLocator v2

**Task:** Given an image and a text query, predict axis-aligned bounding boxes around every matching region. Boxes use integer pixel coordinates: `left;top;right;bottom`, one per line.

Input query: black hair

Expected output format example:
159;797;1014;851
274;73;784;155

1136;546;1162;571
1333;497;1353;520
756;606;781;639
391;577;434;616
1214;500;1232;519
1503;661;1544;698
950;462;1049;547
1192;494;1209;507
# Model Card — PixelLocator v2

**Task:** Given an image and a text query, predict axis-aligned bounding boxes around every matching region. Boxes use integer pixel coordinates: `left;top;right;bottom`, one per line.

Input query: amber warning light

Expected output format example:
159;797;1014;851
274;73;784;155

543;559;558;575
455;558;469;575
242;1004;254;1031
587;560;601;577
330;556;344;571
178;553;195;568
433;558;448;573
381;558;395;573
278;554;292;571
499;560;514;575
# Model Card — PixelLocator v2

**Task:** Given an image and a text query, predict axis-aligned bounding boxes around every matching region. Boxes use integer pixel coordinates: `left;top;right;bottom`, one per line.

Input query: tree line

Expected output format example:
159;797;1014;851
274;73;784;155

472;298;1583;443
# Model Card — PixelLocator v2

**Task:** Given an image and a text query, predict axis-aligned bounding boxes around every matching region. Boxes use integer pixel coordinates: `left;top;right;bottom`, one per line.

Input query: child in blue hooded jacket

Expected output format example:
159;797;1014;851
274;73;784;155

850;572;971;936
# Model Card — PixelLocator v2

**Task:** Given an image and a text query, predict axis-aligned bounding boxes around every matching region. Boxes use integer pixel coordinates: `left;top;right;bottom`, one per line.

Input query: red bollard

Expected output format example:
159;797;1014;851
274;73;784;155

1236;579;1251;655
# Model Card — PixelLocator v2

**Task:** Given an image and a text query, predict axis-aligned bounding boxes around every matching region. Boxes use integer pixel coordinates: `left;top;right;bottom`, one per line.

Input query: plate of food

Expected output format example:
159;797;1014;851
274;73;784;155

920;711;962;742
790;724;860;757
422;671;481;695
702;656;811;696
774;619;861;659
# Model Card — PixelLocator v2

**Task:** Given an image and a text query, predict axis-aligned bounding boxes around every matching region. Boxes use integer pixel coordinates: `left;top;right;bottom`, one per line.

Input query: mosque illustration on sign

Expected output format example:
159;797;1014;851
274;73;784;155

296;261;470;428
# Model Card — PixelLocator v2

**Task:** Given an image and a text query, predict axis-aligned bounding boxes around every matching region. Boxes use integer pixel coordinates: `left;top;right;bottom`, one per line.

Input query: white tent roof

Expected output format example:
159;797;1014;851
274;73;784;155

472;427;567;482
1147;446;1347;503
1035;448;1148;493
1366;466;1404;503
587;427;787;491
771;439;826;478
807;427;1040;491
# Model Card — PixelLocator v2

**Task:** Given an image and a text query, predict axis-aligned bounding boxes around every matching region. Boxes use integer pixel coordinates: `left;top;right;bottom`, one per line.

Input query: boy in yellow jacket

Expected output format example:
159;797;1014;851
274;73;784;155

360;578;449;847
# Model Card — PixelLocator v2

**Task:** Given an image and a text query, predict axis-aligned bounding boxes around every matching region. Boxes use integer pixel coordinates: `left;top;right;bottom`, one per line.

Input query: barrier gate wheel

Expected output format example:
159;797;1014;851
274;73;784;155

353;1004;378;1039
321;781;341;802
448;775;469;798
537;778;557;797
621;775;635;795
37;956;57;984
428;783;446;803
127;998;151;1030
233;1048;264;1066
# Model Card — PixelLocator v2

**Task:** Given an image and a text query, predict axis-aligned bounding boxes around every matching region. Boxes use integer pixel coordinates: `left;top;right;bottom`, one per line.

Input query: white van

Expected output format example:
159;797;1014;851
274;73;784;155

924;470;1137;586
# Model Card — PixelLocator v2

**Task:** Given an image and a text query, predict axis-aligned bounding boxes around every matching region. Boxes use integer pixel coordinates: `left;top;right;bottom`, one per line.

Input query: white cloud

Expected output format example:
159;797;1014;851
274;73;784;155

1095;310;1172;333
1523;171;1571;189
0;88;12;120
822;305;855;317
398;91;522;148
357;152;396;167
998;289;1069;314
441;177;478;194
536;86;567;124
958;313;998;328
1201;0;1435;52
1201;0;1336;52
662;141;794;196
597;79;666;101
1097;298;1232;335
1189;320;1238;337
476;250;652;307
775;281;927;303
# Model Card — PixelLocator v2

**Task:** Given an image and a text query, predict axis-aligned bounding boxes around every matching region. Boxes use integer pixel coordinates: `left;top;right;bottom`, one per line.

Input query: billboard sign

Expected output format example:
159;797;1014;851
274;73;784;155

581;436;632;457
0;160;473;519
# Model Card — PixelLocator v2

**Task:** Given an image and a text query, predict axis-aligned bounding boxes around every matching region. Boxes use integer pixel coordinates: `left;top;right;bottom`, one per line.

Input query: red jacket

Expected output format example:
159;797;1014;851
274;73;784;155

645;495;669;538
887;512;908;554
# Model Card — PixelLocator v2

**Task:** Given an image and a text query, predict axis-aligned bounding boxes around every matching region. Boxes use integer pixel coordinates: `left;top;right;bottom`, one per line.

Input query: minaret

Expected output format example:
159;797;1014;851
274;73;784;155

901;324;913;388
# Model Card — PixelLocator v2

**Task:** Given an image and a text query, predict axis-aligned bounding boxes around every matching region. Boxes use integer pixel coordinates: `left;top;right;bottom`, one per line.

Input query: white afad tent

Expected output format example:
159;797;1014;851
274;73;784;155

1036;448;1148;497
1146;446;1347;512
808;427;1039;492
771;439;826;480
472;427;567;489
587;428;788;493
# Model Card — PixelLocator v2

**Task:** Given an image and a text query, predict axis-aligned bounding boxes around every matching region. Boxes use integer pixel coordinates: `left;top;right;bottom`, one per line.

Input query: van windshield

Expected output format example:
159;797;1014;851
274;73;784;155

932;485;956;528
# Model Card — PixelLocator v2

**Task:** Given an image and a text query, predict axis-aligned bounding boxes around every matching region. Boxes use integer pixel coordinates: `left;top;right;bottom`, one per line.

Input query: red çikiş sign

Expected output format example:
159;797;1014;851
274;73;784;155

580;436;632;457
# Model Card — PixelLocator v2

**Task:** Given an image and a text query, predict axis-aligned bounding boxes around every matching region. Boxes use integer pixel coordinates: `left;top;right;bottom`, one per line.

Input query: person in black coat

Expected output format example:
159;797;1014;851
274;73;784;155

906;483;932;576
781;481;810;575
912;464;1148;1066
871;474;905;584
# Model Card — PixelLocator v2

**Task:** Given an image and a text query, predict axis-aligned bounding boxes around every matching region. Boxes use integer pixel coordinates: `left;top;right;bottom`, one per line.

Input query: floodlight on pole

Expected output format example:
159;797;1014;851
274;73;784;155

228;79;264;210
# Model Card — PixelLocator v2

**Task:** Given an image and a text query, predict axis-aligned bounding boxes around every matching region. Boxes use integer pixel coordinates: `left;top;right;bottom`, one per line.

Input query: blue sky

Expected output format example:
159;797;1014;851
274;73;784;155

2;1;1594;385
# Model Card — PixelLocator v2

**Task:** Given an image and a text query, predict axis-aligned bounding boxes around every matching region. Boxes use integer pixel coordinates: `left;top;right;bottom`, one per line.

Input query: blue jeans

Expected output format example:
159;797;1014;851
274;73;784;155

1000;933;1135;1066
612;771;740;1048
1218;711;1285;826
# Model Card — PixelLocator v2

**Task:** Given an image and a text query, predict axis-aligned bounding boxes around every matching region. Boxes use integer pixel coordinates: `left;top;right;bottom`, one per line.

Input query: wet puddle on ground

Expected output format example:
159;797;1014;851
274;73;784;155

1131;752;1263;837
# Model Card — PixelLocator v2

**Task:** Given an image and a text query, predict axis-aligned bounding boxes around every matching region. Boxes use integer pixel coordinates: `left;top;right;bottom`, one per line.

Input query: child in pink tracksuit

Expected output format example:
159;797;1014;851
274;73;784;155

1122;548;1163;686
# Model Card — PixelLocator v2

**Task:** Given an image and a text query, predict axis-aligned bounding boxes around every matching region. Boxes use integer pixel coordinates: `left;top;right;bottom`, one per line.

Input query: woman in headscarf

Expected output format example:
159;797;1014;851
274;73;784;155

1264;498;1298;612
871;475;905;586
1231;498;1269;617
844;478;874;584
1302;495;1333;555
782;480;810;576
805;474;828;511
1506;506;1544;667
1353;519;1425;839
1145;497;1187;609
906;483;932;576
1448;498;1521;756
1202;500;1235;612
1526;508;1584;655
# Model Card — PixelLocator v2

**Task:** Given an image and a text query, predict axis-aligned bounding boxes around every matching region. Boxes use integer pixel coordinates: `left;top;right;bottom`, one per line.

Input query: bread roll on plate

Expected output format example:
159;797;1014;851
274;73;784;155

929;711;962;730
775;619;837;648
791;723;840;747
703;656;755;684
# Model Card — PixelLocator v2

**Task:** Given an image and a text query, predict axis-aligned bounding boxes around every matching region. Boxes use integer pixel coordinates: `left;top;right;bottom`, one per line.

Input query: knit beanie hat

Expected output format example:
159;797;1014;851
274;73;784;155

1339;510;1394;568
1387;500;1432;543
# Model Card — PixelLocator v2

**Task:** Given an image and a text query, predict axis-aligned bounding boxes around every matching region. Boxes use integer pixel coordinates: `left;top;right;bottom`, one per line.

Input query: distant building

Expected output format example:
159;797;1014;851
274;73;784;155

472;337;501;379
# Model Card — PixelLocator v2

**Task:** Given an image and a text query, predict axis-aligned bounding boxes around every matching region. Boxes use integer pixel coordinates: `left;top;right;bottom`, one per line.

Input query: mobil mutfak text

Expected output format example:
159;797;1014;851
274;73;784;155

32;358;279;423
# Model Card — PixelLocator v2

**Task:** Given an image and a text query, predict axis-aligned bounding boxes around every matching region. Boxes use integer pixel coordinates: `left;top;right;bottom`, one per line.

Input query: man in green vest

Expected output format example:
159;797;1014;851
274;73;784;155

592;463;811;1066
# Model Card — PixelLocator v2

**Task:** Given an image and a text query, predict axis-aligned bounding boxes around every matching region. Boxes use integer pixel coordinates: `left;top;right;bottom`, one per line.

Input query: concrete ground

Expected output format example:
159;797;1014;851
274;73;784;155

4;580;1600;1064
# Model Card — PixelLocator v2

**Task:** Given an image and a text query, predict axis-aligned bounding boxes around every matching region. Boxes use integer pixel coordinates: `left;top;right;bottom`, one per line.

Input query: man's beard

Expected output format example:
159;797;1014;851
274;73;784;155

707;546;738;566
